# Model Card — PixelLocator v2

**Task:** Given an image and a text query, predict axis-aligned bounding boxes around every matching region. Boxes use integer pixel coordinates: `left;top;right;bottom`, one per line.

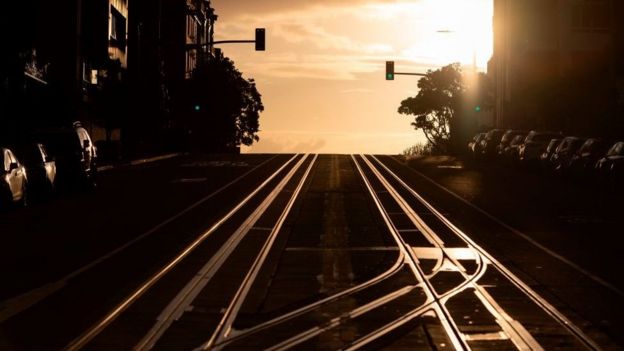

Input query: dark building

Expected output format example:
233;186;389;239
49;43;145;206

161;0;217;98
1;0;129;145
1;0;83;143
490;0;623;137
127;0;217;150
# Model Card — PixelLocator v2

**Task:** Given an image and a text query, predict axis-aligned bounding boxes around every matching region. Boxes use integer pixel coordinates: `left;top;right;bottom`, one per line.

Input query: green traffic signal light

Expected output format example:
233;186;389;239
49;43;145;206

475;106;481;112
386;61;395;81
194;104;201;112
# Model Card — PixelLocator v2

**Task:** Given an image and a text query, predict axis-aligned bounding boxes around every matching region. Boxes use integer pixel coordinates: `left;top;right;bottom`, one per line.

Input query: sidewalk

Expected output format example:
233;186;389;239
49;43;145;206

97;153;183;172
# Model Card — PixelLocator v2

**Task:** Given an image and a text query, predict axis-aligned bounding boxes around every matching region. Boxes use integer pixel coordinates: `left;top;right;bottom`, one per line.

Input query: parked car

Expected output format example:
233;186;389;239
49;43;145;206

518;131;562;164
479;129;505;158
549;136;586;172
568;138;612;176
1;147;28;208
539;138;562;166
468;133;486;156
16;143;56;197
500;134;527;162
596;142;624;192
496;130;525;156
33;122;97;189
596;141;624;176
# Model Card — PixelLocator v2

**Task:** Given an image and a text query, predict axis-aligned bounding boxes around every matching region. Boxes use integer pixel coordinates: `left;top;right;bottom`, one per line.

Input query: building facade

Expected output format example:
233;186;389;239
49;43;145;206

161;0;217;88
490;0;622;136
126;0;217;150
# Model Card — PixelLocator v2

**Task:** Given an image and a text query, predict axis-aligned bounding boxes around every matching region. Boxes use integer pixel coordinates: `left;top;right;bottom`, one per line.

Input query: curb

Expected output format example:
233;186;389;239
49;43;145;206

97;153;182;172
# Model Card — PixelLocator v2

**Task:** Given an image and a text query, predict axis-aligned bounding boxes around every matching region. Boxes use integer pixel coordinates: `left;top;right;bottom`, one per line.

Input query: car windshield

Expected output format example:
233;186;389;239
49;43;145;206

17;145;43;165
510;135;525;145
609;142;624;156
36;131;81;156
578;140;594;153
546;139;560;152
501;132;516;143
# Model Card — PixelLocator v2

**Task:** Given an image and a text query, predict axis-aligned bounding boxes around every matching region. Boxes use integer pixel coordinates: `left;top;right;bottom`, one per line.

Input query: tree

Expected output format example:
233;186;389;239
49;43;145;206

181;56;262;151
398;63;465;152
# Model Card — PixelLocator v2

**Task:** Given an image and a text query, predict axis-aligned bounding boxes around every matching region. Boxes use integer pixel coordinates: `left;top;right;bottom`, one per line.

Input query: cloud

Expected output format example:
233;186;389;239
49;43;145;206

340;88;373;94
212;0;415;16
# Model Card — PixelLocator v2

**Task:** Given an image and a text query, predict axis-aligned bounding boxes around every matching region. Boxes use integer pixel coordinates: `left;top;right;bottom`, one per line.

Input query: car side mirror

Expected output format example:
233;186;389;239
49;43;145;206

9;162;19;171
83;139;91;148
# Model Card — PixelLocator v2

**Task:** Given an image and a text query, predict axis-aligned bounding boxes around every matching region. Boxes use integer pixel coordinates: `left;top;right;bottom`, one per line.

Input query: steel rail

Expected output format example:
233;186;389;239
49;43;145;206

135;154;313;351
363;155;541;350
370;155;602;350
198;155;319;350
265;285;420;351
351;155;469;350
64;154;301;351
387;155;623;297
213;250;406;348
209;154;478;351
0;155;281;324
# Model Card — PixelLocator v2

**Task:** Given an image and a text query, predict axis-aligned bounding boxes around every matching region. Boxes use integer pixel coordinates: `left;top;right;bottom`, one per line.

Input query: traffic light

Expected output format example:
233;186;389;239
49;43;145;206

255;28;266;51
386;61;395;80
194;104;201;112
475;106;482;112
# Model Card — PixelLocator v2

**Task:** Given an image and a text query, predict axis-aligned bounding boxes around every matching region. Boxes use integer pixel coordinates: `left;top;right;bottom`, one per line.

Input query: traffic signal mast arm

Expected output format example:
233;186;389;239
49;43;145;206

394;72;427;76
386;61;426;80
209;40;256;44
188;28;265;51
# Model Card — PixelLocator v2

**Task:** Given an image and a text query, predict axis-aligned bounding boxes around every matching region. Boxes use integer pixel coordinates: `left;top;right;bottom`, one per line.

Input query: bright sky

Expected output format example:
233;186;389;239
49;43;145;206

211;0;493;154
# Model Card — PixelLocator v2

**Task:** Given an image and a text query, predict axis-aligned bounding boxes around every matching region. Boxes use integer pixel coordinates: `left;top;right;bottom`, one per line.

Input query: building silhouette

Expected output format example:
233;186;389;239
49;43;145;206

127;0;218;152
490;0;623;137
2;0;220;154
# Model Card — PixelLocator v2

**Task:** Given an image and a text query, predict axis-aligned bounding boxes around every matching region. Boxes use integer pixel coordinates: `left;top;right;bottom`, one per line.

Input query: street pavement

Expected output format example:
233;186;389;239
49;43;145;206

0;153;621;350
391;155;624;348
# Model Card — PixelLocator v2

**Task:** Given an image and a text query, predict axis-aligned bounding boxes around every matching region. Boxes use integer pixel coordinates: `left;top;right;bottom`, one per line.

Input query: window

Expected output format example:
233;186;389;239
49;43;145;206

110;6;127;50
187;15;198;40
185;50;197;78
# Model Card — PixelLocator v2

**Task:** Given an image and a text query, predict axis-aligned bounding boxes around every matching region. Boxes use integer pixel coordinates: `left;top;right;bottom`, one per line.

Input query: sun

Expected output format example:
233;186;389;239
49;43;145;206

399;0;493;69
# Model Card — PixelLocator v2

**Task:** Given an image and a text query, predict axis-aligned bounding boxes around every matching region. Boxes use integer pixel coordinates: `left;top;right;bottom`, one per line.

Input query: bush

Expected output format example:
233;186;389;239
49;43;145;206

402;142;434;158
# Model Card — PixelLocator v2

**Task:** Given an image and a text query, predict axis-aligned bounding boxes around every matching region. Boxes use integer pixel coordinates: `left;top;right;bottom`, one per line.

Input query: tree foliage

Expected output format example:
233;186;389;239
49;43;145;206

182;57;262;150
398;63;465;151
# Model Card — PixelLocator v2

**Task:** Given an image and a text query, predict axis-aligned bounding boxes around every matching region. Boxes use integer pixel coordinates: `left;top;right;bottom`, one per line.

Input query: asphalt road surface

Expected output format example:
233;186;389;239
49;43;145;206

0;154;621;350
